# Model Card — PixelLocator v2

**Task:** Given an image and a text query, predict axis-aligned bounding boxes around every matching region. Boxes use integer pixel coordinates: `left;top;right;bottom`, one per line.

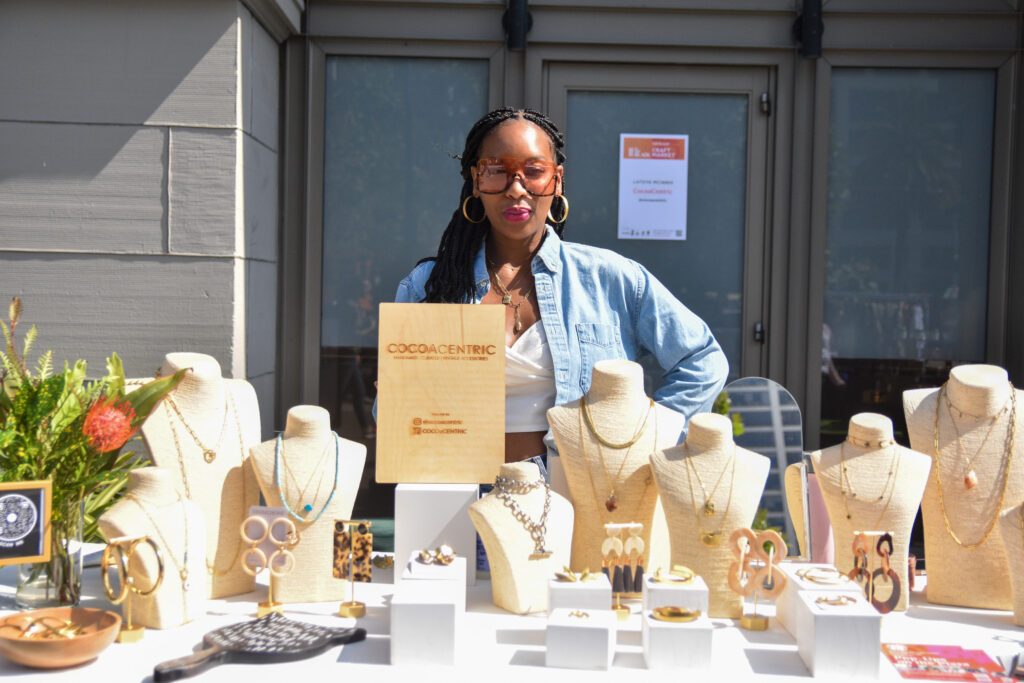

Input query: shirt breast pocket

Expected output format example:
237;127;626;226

575;322;623;391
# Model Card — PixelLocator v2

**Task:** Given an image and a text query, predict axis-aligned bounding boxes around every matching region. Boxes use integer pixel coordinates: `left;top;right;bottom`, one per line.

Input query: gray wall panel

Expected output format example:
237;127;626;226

245;258;278;378
243;135;279;262
243;8;282;151
169;129;238;255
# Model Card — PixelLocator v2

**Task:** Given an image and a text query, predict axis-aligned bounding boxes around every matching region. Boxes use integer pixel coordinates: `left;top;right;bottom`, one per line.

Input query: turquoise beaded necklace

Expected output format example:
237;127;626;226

274;431;340;523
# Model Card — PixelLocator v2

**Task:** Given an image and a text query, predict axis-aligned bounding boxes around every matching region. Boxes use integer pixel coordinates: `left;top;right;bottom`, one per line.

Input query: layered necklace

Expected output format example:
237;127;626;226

932;381;1017;549
275;431;341;524
493;475;552;559
165;388;248;576
682;442;736;547
835;438;901;529
165;393;229;463
126;492;192;619
579;394;654;513
487;259;533;334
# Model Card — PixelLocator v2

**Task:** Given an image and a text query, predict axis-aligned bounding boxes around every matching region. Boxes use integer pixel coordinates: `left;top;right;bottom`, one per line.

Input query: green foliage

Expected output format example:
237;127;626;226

751;508;787;546
712;390;745;437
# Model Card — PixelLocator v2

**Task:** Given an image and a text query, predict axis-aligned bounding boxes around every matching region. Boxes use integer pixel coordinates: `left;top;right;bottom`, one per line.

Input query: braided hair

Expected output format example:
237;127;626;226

420;107;567;303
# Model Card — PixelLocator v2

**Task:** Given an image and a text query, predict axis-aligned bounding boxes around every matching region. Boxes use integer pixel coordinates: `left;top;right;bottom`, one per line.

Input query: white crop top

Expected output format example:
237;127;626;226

505;322;556;432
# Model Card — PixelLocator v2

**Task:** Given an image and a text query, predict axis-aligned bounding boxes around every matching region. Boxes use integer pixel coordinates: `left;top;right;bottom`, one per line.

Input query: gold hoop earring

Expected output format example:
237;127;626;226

462;196;485;224
547;195;569;224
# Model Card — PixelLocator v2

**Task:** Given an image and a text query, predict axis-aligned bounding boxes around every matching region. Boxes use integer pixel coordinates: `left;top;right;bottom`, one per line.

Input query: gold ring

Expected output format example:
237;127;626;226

651;606;700;623
815;595;857;607
568;610;589;619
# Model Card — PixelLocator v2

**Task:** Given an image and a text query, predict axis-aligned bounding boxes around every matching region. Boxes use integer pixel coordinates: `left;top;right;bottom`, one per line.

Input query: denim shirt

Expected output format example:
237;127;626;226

394;227;729;441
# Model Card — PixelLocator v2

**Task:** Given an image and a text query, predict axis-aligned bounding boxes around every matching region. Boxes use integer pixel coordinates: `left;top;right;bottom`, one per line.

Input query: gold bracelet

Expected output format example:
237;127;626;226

796;566;850;585
815;594;857;608
568;610;589;619
651;606;701;623
652;565;696;584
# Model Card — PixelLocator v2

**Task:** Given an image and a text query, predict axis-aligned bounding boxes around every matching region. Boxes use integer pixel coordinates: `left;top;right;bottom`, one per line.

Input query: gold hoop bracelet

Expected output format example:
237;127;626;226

651;606;701;623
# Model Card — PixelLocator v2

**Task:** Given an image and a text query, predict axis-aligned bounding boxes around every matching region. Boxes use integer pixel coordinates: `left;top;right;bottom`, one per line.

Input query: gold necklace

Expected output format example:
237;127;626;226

126;493;191;619
579;405;659;521
942;386;1011;489
836;440;900;529
165;393;230;463
683;442;731;516
932;381;1017;549
579;396;654;511
487;261;533;334
277;433;335;520
166;389;249;575
683;443;736;547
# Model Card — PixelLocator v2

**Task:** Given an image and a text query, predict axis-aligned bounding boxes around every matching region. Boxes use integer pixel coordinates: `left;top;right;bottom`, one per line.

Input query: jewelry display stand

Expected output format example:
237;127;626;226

642;567;709;614
101;536;165;643
809;413;929;612
545;608;617;670
468;462;572;614
997;503;1024;626
334;520;373;618
239;509;299;617
775;564;859;637
548;570;612;613
642;607;712;671
903;364;1023;609
650;412;769;618
249;405;366;603
401;551;467;612
390;578;463;666
98;467;206;629
394;484;477;586
795;590;880;679
140;352;261;599
547;360;684;575
728;529;787;631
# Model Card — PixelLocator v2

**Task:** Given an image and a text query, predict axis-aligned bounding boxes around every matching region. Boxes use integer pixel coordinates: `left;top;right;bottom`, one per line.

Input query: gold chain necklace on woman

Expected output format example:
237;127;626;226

487;260;533;333
835;439;900;529
579;402;658;520
165;393;230;463
166;389;249;576
932;381;1017;549
683;443;737;547
579;395;654;511
126;493;191;619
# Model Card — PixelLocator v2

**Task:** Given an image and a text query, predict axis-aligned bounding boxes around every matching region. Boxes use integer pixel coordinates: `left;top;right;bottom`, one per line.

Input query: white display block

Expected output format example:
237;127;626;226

545;608;617;670
776;563;863;637
401;552;467;612
642;574;710;614
796;590;881;679
642;610;713;670
548;573;612;614
394;483;477;586
390;579;462;666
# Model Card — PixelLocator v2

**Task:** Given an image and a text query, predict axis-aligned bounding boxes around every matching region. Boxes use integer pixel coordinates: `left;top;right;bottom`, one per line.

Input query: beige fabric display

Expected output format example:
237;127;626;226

249;405;366;603
547;360;684;574
469;462;573;614
904;364;1023;609
809;413;930;612
997;503;1024;626
98;467;206;628
141;353;261;599
650;412;768;618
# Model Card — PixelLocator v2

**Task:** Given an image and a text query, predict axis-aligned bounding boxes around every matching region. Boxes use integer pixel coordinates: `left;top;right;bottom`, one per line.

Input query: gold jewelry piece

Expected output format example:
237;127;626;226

815;595;857;607
418;545;457;565
943;383;1012;490
461;195;485;223
846;435;895;449
554;566;596;582
126;492;193;619
267;517;299;578
651;606;700;623
652;566;696;584
932;381;1016;549
568;610;589;619
372;554;394;569
547;194;569;224
165;393;229;463
795;566;850;585
240;516;270;576
683;443;737;547
834;440;900;528
578;396;656;513
0;616;84;640
492;475;552;559
487;261;533;333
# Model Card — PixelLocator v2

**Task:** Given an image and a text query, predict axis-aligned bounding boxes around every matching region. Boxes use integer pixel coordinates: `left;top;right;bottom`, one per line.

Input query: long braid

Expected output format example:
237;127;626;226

421;108;567;303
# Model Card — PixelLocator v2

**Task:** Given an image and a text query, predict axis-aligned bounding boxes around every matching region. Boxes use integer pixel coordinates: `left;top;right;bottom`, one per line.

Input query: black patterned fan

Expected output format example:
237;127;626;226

153;612;366;681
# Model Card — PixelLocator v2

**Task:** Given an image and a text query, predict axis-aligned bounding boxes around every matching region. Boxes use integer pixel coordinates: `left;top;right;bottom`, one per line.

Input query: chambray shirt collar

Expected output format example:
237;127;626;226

473;225;563;296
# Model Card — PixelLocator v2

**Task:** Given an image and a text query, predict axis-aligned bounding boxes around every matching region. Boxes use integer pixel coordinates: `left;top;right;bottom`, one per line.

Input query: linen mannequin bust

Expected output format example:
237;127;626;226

141;353;261;599
249;405;366;603
98;467;206;629
809;413;930;611
904;364;1023;609
469;461;573;614
547;360;685;574
650;412;769;618
997;504;1024;626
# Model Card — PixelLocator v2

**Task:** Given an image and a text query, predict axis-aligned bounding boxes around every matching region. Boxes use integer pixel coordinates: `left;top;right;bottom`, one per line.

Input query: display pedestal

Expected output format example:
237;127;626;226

642;611;712;670
796;590;880;679
547;573;612;614
642;574;709;614
545;608;616;670
401;552;467;613
776;563;861;636
394;484;477;586
390;579;462;666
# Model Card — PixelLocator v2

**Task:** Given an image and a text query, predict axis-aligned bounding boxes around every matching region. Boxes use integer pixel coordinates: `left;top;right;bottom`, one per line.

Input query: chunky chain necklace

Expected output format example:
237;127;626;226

580;395;654;512
836;439;900;529
126;493;191;619
493;475;552;559
165;393;229;463
487;261;533;334
683;443;736;547
932;381;1017;549
275;432;340;524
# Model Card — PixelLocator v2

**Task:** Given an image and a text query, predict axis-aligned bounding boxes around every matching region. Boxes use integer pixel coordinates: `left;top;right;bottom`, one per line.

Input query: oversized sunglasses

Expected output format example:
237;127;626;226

474;157;559;196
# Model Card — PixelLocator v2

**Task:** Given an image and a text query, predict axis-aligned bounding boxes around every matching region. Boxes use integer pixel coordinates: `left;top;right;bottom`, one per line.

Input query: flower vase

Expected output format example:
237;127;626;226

15;499;84;608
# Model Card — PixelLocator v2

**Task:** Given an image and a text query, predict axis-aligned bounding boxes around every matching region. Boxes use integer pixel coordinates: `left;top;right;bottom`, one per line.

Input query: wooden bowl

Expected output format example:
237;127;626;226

0;607;121;669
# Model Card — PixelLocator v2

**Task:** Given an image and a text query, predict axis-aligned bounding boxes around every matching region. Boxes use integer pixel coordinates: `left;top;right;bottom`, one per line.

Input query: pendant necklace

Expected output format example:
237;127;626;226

275;431;341;524
126;492;192;619
493;475;552;559
683;442;736;548
165;392;229;463
942;385;1011;490
835;439;900;529
279;433;333;516
580;394;654;512
932;381;1017;549
488;260;533;334
683;442;732;516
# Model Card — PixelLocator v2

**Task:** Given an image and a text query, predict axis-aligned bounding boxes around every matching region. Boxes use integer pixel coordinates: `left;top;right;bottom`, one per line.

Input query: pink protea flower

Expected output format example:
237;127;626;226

83;399;137;453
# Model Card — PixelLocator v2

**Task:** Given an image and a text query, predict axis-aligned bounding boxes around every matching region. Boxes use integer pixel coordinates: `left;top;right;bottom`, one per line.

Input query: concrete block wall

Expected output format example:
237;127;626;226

0;0;281;438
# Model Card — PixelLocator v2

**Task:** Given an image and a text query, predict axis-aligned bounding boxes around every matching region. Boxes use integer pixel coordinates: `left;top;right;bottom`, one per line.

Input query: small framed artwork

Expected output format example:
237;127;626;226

0;480;52;566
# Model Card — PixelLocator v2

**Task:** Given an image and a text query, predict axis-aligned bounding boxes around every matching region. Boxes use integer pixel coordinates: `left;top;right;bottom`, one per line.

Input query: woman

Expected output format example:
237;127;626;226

396;107;728;468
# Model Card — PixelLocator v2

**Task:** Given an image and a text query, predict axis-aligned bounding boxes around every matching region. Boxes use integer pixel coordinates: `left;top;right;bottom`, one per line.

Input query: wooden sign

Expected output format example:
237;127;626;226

0;480;52;566
376;303;505;483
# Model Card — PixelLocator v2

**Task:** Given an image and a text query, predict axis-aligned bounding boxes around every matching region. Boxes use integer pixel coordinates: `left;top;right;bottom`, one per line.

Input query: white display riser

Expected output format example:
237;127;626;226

641;573;710;614
796;589;882;679
545;608;617;670
390;578;463;666
641;610;713;670
401;551;467;612
394;483;477;586
547;573;612;614
776;562;864;636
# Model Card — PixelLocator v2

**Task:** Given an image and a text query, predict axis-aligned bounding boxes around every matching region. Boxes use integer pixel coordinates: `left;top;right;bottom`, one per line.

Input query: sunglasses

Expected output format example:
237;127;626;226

474;157;559;196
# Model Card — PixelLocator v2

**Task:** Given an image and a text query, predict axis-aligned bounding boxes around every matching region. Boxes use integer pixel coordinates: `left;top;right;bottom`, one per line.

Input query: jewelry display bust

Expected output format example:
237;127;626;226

98;467;206;628
469;462;573;614
140;353;261;599
904;364;1023;609
547;360;685;574
249;405;366;603
997;504;1024;626
650;412;768;618
809;413;930;612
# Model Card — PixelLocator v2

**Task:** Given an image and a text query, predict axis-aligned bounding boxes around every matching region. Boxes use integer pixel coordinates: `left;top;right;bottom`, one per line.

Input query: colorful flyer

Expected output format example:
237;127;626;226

882;643;1013;682
617;133;688;241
